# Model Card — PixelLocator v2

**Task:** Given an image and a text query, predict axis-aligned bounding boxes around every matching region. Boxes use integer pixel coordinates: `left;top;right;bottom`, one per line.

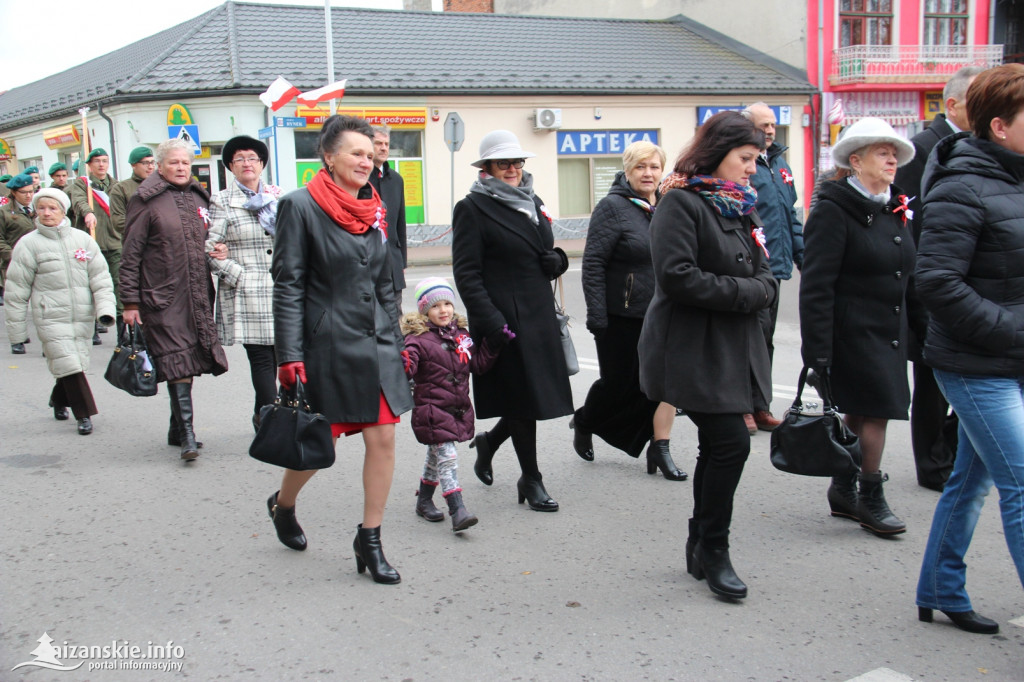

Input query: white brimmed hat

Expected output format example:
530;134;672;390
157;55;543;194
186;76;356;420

471;130;535;168
832;117;915;169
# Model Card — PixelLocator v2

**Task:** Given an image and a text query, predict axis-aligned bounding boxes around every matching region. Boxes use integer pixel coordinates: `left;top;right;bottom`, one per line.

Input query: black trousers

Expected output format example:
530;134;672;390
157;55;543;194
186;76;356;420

686;411;751;549
911;361;958;488
244;344;278;415
50;372;97;420
574;315;657;457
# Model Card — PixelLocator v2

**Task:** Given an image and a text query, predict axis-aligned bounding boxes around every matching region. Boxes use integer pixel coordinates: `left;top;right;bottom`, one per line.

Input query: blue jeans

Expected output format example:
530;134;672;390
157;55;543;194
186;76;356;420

916;370;1024;611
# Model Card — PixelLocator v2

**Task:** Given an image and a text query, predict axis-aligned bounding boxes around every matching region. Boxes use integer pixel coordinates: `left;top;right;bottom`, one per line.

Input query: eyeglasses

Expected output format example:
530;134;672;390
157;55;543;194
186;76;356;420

233;156;262;166
138;160;156;167
493;159;525;170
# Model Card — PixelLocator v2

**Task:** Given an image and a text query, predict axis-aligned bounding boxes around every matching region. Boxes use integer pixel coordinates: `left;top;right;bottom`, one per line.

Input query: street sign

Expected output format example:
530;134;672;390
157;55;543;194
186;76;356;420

444;112;464;152
257;126;274;140
275;117;307;128
168;125;201;153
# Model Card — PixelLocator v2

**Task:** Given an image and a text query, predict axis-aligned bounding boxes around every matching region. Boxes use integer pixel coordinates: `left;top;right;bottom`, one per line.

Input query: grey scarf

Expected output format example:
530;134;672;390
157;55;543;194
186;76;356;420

237;180;279;235
469;170;538;224
847;175;890;205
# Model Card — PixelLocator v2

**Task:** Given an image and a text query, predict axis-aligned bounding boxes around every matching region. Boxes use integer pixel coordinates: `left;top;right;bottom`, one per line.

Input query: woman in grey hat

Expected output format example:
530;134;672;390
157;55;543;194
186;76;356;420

452;129;572;511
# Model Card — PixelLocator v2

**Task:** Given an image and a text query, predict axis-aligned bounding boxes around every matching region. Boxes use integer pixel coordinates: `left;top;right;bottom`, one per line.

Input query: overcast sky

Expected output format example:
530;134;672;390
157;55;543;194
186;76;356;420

0;0;412;92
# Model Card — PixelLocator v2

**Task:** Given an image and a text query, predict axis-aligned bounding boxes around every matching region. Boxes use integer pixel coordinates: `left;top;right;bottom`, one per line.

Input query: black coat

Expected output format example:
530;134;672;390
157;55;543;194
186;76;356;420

369;161;407;291
799;179;915;419
272;188;413;423
917;134;1024;378
451;191;573;420
638;188;776;414
581;171;656;331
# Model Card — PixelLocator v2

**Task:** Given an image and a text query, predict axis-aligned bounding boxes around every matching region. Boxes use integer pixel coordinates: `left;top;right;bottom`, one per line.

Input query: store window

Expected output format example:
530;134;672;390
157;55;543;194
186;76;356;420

839;0;893;46
924;0;968;46
556;129;658;217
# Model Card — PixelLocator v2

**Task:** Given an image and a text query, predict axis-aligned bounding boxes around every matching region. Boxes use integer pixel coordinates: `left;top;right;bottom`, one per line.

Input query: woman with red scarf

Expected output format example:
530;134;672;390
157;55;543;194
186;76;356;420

639;111;776;599
267;116;413;585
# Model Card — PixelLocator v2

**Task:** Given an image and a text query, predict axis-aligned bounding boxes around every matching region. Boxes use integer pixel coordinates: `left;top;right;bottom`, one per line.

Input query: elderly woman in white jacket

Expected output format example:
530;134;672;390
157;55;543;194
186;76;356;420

4;188;115;435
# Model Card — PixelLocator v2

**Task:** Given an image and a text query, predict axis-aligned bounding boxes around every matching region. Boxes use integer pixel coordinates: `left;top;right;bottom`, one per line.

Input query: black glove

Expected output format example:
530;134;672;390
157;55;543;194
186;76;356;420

539;247;569;279
586;322;606;340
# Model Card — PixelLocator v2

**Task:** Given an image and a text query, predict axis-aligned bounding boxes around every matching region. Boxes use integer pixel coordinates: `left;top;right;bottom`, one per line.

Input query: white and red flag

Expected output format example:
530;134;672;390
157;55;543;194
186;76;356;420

297;80;347;107
259;77;300;111
80;177;110;216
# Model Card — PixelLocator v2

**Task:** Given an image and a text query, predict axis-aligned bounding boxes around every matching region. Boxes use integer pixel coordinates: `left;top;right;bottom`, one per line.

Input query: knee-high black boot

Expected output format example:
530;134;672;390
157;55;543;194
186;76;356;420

353;524;401;584
168;382;199;461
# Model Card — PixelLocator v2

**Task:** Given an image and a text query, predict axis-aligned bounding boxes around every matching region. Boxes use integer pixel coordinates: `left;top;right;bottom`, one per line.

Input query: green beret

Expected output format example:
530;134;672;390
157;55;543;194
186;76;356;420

0;174;11;183
72;160;80;173
6;173;33;190
86;148;108;162
128;146;154;165
48;162;67;175
23;166;39;175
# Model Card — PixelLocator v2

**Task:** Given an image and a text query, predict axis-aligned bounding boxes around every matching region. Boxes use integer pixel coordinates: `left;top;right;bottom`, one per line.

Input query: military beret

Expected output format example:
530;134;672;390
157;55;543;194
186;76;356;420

72;160;80;173
23;166;39;175
7;173;34;190
128;146;154;165
48;162;67;175
86;148;108;162
0;174;11;183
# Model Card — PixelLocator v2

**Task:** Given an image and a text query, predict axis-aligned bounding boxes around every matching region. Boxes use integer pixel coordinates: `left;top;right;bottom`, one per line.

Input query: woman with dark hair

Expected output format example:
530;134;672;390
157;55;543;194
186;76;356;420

915;64;1024;635
268;115;413;585
452;129;572;512
639;111;776;599
206;136;280;432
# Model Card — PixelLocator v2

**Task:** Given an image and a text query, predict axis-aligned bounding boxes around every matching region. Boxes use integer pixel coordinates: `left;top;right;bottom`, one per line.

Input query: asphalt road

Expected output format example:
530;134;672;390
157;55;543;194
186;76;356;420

1;261;1022;681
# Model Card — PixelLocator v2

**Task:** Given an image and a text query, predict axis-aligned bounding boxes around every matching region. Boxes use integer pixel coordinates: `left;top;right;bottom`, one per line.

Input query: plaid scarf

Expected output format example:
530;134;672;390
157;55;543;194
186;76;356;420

660;173;758;218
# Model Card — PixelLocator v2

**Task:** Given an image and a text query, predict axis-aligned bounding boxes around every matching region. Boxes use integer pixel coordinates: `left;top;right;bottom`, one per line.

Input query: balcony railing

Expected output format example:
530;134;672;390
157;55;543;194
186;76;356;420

830;44;1004;85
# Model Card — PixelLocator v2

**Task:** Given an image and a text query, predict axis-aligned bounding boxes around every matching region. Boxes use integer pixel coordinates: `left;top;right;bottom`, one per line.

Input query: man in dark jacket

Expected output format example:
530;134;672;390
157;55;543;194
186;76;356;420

369;125;408;303
743;102;804;433
895;65;983;492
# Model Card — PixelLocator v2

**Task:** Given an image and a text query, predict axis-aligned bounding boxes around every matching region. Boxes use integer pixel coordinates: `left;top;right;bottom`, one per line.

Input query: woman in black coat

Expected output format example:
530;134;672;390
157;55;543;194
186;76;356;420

639;111;776;599
800;117;916;538
573;141;686;480
268;116;413;585
452;129;572;512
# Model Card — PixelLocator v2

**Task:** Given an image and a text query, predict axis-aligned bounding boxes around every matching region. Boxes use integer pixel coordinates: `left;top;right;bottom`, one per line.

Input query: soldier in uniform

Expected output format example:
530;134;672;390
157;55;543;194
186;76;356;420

0;174;12;200
71;148;117;344
108;146;154;333
0;174;38;338
24;166;40;192
48;163;74;225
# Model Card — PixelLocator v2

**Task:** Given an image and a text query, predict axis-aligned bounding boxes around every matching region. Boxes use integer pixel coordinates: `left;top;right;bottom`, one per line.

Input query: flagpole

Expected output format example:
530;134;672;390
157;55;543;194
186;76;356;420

324;0;336;116
78;106;95;239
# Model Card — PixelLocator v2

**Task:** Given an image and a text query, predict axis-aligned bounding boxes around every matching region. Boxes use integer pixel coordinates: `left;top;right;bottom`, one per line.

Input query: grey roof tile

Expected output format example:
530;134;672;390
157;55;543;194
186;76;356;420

0;2;814;128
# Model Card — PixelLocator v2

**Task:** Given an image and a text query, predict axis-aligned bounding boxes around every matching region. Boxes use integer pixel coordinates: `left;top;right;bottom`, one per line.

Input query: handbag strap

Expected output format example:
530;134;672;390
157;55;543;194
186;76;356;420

793;366;840;414
552;276;566;314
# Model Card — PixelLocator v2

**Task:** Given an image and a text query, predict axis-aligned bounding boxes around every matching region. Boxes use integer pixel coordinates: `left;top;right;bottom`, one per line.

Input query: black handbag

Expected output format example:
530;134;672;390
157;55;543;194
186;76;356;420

553;276;580;376
769;367;862;477
104;322;158;397
249;382;335;471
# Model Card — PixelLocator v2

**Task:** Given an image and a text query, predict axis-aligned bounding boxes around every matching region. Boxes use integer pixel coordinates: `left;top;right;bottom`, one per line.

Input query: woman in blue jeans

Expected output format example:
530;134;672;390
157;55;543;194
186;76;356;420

915;64;1024;635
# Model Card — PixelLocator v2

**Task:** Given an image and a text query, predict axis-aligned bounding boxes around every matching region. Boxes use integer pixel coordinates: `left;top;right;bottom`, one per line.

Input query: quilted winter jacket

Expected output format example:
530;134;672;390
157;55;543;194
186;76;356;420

749;143;804;280
3;219;115;378
404;320;500;444
582;171;657;331
917;133;1024;377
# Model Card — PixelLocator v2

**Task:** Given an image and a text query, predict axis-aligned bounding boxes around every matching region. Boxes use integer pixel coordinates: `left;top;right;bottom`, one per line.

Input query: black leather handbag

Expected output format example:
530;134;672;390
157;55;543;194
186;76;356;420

249;382;335;471
769;367;862;477
104;322;158;397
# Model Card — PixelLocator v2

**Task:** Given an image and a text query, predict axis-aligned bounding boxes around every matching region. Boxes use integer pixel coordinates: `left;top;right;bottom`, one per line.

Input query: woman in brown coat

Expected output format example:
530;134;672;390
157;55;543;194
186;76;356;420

121;139;229;462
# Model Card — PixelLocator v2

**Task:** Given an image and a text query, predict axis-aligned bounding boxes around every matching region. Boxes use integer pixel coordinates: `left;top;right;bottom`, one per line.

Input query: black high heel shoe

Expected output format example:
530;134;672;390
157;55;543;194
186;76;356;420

267;492;307;551
470;432;495;486
517;475;559;512
918;607;999;634
646;440;688;481
353;524;401;584
692;545;747;599
569;417;594;461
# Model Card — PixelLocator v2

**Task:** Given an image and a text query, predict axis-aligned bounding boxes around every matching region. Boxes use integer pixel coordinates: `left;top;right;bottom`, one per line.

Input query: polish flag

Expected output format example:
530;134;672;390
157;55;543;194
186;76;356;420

259;76;300;111
80;177;111;216
297;80;347;107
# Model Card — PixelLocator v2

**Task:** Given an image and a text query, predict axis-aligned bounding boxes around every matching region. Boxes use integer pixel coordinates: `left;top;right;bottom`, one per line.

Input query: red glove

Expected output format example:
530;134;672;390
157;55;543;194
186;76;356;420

278;361;307;389
401;350;412;374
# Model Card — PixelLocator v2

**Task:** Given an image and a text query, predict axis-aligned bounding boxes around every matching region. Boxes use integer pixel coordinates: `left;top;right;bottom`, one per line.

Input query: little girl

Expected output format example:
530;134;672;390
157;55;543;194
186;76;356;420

401;277;513;532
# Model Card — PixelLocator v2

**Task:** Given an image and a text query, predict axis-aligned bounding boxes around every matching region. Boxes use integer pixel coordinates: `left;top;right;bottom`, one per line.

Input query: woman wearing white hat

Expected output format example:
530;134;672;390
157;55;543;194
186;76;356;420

799;117;917;537
452;129;572;511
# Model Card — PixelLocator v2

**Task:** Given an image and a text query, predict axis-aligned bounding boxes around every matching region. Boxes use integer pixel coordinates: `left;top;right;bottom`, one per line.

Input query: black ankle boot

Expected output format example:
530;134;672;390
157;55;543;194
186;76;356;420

827;472;859;521
470;432;495;485
445;491;478;532
49;399;69;421
415;480;444;522
267;491;307;551
646;440;688;480
918;607;999;634
167;382;199;461
569;416;594;461
167;410;204;449
353;524;401;584
857;472;906;536
516;475;559;512
692;544;747;599
77;417;93;435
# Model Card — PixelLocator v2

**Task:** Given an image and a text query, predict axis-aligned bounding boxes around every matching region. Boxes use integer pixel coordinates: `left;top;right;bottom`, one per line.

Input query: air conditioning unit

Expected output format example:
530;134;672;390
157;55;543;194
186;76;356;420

533;108;562;131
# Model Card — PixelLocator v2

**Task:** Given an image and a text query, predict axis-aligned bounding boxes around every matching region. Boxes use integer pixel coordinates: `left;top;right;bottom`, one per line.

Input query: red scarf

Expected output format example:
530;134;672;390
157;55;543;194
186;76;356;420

305;169;387;238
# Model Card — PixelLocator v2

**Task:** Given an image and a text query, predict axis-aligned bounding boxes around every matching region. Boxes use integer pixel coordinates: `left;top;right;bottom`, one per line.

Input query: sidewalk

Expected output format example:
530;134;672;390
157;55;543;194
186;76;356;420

407;238;586;266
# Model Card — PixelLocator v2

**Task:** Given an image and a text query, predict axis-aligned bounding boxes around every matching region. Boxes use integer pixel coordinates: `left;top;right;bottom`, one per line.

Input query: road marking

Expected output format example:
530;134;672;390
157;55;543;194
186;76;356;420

845;668;915;682
1009;615;1024;628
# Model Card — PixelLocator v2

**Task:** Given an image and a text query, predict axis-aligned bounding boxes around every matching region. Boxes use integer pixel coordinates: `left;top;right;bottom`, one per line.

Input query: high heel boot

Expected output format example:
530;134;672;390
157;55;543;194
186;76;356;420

470;432;495;485
686;519;700;577
353;524;401;584
445;491;478;532
167;382;199;461
569;416;594;461
857;471;906;536
167;408;204;449
267;491;307;550
692;544;747;599
415;480;444;522
517;475;559;512
827;471;859;521
918;607;999;634
646;440;688;480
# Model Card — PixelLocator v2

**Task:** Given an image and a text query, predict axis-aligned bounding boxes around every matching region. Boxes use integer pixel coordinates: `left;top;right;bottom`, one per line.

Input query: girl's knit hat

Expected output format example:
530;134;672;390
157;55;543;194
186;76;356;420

415;277;455;314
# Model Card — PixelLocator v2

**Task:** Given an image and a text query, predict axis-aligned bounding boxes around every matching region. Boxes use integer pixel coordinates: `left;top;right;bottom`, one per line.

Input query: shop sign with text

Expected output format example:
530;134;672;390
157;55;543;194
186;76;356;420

43;125;81;149
557;130;659;156
295;107;427;130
